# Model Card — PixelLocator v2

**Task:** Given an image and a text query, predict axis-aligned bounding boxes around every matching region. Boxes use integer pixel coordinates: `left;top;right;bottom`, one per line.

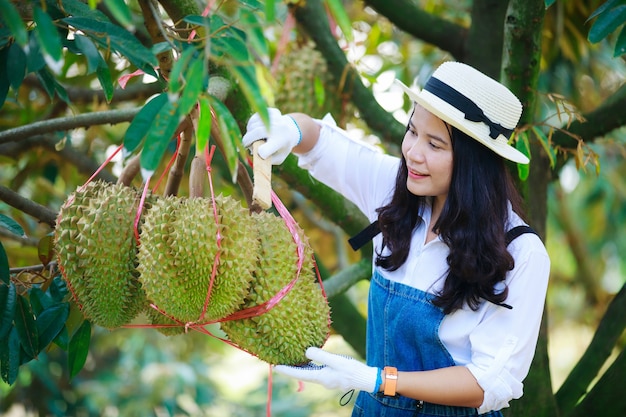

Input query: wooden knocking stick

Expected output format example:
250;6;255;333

251;140;272;210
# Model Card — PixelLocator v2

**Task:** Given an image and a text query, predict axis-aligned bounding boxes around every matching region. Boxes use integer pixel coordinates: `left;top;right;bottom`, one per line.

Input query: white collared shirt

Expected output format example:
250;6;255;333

296;119;551;413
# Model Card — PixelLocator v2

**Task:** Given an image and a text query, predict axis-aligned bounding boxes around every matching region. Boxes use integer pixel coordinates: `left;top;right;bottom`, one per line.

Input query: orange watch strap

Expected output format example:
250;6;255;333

383;366;398;396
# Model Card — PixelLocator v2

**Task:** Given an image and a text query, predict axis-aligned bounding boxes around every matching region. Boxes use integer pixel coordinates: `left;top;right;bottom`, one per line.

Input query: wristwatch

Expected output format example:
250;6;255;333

383;366;398;396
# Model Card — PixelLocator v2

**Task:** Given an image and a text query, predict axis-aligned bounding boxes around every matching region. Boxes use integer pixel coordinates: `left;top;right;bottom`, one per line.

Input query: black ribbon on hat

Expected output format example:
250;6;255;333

424;77;513;140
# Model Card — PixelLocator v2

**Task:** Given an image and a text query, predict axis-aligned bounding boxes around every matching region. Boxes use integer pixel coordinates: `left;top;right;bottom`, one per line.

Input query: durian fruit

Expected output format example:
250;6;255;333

137;195;259;329
221;211;331;365
274;41;346;120
54;181;147;329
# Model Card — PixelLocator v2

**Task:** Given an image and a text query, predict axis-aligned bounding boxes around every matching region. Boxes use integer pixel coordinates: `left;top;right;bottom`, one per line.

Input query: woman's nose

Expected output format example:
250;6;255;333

406;140;425;162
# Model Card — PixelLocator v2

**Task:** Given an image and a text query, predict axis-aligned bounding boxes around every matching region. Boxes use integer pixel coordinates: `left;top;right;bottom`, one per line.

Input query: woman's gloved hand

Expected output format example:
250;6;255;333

274;347;381;393
242;108;302;165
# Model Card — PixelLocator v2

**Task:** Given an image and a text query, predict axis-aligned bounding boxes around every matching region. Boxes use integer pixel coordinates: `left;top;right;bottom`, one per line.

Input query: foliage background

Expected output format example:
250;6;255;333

1;0;625;416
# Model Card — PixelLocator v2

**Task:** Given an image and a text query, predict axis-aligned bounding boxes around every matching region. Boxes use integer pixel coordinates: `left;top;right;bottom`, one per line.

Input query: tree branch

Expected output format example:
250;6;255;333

0;185;58;227
556;282;626;416
0;135;117;184
0;108;141;144
465;0;508;75
22;75;163;105
364;0;467;59
292;0;405;145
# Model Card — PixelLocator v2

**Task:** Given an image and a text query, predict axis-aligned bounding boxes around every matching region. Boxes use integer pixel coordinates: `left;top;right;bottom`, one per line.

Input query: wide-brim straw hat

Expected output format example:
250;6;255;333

396;62;529;164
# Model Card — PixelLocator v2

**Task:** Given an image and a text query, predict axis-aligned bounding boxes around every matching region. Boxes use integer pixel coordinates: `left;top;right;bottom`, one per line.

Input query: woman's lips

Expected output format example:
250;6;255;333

408;169;428;179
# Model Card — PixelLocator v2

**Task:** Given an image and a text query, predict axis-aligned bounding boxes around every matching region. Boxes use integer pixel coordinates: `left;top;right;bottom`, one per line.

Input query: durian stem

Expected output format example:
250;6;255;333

139;0;175;81
189;153;206;198
207;110;255;209
117;155;141;186
164;116;194;196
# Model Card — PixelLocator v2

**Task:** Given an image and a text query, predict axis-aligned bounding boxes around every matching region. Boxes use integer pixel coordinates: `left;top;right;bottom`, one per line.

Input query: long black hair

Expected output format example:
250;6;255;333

375;122;526;314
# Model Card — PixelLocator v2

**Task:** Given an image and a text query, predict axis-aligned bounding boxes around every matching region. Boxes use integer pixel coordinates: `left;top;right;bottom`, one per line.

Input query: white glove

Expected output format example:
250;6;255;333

242;108;302;164
274;347;381;393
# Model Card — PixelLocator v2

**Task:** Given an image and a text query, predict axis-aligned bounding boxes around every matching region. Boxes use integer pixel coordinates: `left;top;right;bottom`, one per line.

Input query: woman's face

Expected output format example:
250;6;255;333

401;104;453;211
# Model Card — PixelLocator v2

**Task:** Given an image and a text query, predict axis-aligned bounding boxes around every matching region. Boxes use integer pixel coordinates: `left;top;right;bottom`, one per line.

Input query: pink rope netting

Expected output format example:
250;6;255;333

64;136;330;417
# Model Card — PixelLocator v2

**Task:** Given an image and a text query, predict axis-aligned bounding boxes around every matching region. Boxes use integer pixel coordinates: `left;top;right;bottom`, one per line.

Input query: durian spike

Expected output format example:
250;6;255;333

251;139;272;212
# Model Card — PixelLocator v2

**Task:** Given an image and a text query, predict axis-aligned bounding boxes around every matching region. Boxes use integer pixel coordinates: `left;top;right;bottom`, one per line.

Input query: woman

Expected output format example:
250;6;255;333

242;62;550;417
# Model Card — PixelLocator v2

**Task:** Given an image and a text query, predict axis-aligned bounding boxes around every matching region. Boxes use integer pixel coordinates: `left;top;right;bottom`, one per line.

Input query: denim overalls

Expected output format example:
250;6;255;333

352;269;503;417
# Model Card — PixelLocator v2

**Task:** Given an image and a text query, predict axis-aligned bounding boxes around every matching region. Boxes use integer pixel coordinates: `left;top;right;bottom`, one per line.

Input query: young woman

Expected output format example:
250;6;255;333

242;62;550;417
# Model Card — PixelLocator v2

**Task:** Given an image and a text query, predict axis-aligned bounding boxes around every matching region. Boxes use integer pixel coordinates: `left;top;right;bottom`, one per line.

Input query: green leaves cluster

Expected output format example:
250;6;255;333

0;215;91;385
0;0;158;109
122;7;272;181
587;0;626;57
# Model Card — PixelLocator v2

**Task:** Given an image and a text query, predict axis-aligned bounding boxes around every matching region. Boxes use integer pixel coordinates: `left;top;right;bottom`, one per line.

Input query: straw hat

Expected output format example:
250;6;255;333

396;62;529;164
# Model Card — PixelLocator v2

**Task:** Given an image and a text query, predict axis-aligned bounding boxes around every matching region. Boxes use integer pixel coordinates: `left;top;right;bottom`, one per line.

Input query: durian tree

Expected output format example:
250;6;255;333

1;0;626;416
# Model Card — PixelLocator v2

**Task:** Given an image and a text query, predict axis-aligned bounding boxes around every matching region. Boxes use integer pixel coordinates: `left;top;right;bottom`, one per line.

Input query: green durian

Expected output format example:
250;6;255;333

221;211;331;365
274;41;347;120
137;195;258;329
54;181;147;329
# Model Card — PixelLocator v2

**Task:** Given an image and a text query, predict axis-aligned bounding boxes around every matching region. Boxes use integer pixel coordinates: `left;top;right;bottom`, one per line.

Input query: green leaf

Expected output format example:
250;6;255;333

53;326;69;350
325;0;353;42
0;241;9;285
265;0;275;22
36;67;56;99
531;126;556;168
0;0;28;46
104;0;133;27
38;234;55;266
614;25;626;56
0;214;24;238
34;6;63;61
48;275;68;303
240;9;268;57
61;0;112;22
15;295;38;359
514;131;530;181
183;15;211;28
229;64;269;126
26;34;47;73
196;95;212;153
0;281;16;338
140;99;180;172
97;62;114;103
36;303;70;351
207;95;241;182
168;46;197;93
7;43;27;90
177;56;206;117
517;162;529;181
63;17;158;77
211;27;250;62
123;93;169;153
544;0;556;8
314;75;325;107
0;45;9;109
74;34;101;74
0;328;21;385
588;5;626;43
68;320;91;378
588;0;623;21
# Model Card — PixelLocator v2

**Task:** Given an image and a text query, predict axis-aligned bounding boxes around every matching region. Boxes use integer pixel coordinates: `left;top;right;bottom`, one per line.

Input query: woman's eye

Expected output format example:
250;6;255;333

429;141;440;149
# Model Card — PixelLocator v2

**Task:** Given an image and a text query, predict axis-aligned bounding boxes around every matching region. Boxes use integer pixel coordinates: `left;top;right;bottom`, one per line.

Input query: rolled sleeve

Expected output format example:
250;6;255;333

464;235;550;413
296;115;399;218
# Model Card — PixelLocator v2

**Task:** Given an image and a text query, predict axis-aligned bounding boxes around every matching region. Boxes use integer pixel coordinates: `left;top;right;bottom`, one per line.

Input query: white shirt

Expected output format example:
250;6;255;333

296;119;551;413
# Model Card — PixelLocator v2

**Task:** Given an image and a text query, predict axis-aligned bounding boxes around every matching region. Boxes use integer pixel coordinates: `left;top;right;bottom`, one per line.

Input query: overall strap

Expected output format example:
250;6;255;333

348;220;380;251
505;225;539;245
